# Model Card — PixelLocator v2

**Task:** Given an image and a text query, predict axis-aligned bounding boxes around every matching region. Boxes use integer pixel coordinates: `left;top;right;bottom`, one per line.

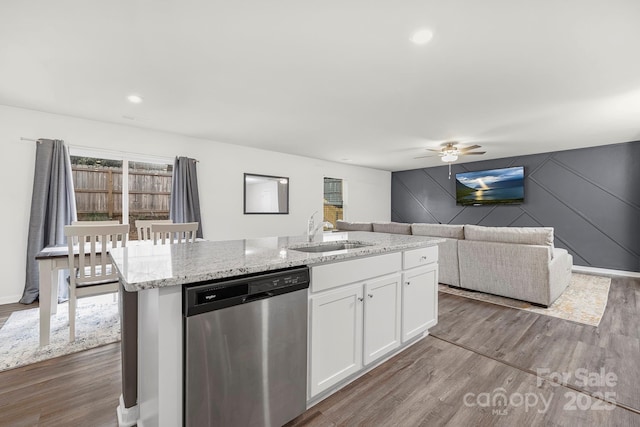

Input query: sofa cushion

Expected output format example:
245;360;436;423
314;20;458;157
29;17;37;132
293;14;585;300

411;223;465;239
372;222;411;235
335;220;373;232
464;224;554;248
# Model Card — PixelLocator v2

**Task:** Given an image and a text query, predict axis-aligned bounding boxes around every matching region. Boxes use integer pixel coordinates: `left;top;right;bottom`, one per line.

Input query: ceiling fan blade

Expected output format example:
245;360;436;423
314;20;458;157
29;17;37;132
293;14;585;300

461;151;486;155
413;154;441;159
426;148;443;152
459;145;482;152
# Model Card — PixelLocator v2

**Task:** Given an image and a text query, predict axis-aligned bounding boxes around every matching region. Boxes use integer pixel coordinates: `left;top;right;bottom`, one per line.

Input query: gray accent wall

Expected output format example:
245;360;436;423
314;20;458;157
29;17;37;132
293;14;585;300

391;141;640;272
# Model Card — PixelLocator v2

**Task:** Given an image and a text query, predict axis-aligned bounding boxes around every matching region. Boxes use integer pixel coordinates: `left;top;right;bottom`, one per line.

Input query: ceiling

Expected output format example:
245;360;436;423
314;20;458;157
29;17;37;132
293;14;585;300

2;0;640;171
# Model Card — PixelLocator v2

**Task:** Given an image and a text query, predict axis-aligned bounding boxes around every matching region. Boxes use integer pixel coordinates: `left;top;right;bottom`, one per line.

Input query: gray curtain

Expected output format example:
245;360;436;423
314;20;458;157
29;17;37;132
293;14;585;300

20;139;77;304
170;156;203;238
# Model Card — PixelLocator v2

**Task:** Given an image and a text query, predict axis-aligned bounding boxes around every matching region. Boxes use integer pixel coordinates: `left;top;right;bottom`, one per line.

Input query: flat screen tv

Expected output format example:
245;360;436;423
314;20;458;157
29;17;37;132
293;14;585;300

455;166;524;206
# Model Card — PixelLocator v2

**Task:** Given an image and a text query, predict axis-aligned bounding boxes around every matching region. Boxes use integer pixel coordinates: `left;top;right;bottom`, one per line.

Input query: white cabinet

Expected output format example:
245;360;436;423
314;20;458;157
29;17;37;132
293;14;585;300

363;274;401;365
309;283;363;397
309;247;438;400
309;273;402;397
401;264;438;342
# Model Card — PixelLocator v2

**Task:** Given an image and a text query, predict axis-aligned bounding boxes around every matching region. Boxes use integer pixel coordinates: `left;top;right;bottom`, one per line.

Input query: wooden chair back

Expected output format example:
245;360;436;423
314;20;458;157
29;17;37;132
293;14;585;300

64;224;129;287
151;222;199;245
71;221;121;244
63;223;129;341
135;219;173;241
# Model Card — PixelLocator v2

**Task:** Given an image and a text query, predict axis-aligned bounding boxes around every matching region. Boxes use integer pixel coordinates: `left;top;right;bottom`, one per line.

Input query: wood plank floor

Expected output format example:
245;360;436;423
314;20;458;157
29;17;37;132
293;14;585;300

431;276;640;413
0;301;37;329
0;343;121;426
1;276;638;426
289;276;640;426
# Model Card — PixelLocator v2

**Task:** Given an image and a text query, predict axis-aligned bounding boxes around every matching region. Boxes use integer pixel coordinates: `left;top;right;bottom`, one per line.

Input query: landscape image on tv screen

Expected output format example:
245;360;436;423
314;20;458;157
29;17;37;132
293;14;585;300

455;166;524;205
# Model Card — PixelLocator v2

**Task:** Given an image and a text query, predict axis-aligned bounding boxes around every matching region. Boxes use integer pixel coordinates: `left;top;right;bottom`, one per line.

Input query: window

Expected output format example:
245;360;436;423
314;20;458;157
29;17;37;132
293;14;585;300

70;152;173;240
71;156;124;222
128;161;173;238
323;177;344;228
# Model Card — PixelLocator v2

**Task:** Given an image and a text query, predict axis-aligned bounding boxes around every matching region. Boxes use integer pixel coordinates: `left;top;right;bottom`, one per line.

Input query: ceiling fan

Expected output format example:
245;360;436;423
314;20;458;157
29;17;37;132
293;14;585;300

414;142;486;178
414;142;486;161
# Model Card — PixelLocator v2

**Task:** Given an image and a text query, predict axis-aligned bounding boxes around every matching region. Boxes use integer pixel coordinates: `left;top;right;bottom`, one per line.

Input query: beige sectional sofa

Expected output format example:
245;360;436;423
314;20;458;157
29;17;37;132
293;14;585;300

336;220;573;307
411;223;464;288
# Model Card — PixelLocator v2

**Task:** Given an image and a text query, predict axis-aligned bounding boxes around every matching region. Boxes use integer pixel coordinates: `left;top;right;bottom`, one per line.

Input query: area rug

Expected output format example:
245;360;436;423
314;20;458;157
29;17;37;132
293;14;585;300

0;294;120;372
438;273;611;327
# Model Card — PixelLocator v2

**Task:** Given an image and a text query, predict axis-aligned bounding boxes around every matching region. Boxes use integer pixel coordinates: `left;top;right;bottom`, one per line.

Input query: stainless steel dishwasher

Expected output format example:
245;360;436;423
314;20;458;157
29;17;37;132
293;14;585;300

183;266;309;427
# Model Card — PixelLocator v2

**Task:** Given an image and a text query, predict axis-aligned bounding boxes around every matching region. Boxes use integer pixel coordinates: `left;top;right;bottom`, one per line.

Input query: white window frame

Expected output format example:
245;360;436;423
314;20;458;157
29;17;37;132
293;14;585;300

68;146;174;226
323;176;347;223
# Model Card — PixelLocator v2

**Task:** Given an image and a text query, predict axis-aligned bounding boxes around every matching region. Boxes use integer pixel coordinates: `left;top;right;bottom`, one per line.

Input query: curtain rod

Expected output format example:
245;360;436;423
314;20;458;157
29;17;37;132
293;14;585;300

68;143;199;163
68;144;174;163
20;137;41;143
20;137;198;162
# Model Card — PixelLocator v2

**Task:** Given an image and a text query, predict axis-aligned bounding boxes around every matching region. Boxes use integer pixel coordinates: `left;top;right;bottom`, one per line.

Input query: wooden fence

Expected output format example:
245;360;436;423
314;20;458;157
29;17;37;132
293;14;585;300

323;205;343;228
73;166;172;222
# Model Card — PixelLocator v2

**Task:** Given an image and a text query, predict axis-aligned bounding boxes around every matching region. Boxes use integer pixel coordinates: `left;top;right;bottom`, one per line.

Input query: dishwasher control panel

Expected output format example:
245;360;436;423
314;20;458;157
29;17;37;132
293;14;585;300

249;270;310;294
184;267;310;316
195;284;248;305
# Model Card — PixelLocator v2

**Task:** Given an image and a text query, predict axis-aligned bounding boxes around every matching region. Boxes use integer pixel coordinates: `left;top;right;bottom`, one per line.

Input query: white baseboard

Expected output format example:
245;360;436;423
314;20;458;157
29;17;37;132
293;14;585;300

572;265;640;279
0;294;22;305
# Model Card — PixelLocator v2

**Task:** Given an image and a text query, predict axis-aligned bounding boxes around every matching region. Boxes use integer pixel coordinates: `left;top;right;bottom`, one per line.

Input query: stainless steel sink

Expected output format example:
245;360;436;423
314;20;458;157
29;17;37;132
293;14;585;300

288;241;373;253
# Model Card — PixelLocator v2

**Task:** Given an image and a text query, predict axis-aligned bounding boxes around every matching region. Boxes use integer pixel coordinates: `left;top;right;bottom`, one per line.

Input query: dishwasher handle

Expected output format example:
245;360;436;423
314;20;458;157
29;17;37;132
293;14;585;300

242;291;274;303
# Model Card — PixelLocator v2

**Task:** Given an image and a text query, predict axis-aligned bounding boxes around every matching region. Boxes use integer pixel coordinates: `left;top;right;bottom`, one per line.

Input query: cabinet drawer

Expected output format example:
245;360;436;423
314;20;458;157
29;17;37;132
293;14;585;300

403;246;438;270
311;252;402;293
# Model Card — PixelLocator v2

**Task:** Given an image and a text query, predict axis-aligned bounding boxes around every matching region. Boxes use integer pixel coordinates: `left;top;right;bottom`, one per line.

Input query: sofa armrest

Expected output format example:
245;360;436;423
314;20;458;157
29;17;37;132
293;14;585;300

435;238;460;287
548;248;573;304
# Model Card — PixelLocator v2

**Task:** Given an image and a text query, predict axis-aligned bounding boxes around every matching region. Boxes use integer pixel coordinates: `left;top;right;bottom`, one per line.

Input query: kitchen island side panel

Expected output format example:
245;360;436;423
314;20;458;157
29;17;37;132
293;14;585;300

137;286;183;427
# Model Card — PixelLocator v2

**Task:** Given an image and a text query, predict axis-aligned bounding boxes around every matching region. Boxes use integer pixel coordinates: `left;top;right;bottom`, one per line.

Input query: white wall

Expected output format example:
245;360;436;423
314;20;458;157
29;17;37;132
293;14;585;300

0;105;391;303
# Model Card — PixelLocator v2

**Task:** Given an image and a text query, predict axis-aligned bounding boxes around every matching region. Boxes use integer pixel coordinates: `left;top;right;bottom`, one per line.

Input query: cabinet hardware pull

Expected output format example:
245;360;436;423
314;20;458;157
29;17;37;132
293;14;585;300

368;294;373;298
357;297;363;302
406;281;411;285
420;256;427;260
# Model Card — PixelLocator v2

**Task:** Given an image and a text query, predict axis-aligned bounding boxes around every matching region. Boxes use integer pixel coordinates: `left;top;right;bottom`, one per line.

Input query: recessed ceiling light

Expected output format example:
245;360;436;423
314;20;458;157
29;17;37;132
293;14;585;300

410;29;434;45
127;94;143;104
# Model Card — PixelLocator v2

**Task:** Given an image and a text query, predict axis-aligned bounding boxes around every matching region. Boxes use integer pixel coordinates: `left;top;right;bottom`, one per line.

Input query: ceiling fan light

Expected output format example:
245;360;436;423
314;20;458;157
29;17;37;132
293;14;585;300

442;153;458;162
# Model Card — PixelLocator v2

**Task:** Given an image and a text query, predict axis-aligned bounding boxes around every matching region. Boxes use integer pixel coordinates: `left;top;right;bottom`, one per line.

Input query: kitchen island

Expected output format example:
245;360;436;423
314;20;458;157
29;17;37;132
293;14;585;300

110;231;443;427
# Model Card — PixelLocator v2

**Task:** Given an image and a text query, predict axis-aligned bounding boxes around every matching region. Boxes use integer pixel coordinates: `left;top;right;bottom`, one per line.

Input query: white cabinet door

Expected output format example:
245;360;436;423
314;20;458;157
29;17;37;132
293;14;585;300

401;264;438;343
363;274;401;365
309;283;363;397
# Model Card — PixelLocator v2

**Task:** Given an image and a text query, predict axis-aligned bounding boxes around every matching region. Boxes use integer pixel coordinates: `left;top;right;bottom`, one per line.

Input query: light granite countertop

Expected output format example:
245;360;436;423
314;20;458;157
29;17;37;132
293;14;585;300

110;231;444;292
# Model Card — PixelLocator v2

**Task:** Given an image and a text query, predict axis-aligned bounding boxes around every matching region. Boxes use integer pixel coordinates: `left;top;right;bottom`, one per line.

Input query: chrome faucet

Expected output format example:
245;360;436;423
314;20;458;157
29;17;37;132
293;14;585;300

307;211;334;242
